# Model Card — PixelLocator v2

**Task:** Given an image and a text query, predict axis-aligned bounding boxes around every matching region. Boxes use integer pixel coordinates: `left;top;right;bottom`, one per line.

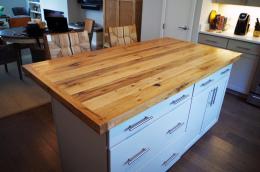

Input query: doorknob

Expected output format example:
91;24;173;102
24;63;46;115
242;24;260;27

178;26;189;30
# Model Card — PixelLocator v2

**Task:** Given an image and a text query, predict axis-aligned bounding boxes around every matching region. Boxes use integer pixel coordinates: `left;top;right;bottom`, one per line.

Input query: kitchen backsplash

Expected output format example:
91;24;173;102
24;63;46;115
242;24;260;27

218;4;260;30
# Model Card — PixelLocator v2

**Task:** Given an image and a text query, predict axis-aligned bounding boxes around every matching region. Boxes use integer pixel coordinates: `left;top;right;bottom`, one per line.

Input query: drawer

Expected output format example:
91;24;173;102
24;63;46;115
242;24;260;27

109;100;191;172
138;134;185;172
108;86;193;148
193;65;232;96
215;64;232;81
227;39;260;56
198;33;228;48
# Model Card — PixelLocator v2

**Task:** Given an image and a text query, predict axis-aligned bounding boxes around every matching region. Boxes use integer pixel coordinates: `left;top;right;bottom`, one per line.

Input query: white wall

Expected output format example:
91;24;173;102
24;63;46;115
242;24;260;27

141;0;163;41
41;0;68;21
81;9;103;26
41;0;82;23
0;0;27;17
218;4;260;30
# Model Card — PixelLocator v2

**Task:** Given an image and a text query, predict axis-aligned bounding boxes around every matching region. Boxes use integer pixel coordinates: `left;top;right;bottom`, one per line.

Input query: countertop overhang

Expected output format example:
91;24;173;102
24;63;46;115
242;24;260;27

23;38;241;134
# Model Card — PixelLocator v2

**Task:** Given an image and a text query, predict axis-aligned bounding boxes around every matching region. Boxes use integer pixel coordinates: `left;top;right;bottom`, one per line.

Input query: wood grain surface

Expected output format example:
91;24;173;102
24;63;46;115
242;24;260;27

23;38;241;134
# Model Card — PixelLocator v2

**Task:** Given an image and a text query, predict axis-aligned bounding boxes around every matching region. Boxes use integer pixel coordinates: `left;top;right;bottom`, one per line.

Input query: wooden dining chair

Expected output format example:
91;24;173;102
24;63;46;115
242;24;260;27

8;16;31;28
69;31;91;54
44;31;91;59
108;24;137;47
44;33;72;59
84;18;95;43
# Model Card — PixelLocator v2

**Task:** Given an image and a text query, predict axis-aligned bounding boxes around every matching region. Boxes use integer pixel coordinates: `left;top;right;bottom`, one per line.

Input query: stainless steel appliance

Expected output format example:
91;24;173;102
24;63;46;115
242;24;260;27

247;59;260;107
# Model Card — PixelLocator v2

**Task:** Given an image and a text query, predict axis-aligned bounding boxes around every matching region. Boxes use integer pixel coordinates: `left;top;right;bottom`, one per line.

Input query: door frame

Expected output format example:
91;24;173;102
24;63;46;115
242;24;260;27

160;0;198;41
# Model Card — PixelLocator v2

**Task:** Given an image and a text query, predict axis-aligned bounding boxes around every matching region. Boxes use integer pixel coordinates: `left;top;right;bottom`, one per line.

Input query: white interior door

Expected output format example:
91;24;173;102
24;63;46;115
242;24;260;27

162;0;197;41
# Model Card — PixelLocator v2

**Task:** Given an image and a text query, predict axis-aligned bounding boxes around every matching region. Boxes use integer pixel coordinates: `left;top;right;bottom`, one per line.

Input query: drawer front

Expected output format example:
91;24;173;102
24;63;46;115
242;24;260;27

193;65;232;96
227;39;260;56
199;33;228;48
139;134;185;172
109;100;191;172
108;86;193;148
215;64;232;81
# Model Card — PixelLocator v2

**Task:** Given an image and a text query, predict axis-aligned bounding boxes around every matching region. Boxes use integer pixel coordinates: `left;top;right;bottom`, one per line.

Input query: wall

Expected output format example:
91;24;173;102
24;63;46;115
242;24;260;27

0;0;27;17
191;0;204;42
218;4;260;30
41;0;82;23
141;0;163;41
40;0;68;21
80;9;103;26
199;0;219;30
199;0;260;31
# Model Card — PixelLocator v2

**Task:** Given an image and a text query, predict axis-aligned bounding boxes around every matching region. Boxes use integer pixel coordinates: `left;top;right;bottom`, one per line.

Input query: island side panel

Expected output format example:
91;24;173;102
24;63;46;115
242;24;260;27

52;98;108;172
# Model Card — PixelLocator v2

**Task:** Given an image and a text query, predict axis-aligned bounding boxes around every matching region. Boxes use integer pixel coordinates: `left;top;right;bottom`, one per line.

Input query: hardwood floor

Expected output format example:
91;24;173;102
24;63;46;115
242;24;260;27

0;93;259;172
0;49;50;118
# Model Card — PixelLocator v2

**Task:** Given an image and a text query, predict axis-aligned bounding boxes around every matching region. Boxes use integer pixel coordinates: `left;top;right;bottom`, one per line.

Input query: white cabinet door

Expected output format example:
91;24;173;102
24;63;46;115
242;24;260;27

162;0;196;41
184;88;208;151
184;70;230;152
201;76;229;134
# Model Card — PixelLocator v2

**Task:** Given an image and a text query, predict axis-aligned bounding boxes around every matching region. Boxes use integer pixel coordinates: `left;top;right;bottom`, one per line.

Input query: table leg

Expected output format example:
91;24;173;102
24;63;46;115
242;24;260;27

4;64;8;72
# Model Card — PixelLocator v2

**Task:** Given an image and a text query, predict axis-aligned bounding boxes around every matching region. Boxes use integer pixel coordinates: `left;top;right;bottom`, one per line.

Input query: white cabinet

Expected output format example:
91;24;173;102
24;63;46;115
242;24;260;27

109;98;191;172
198;33;260;95
184;65;231;152
51;64;233;172
201;75;229;134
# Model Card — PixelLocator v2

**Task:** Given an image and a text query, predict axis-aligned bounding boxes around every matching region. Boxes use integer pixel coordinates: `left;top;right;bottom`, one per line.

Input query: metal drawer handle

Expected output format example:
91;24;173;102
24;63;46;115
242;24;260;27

170;95;189;105
237;46;250;51
205;39;218;44
125;116;153;132
209;87;218;106
200;79;213;87
212;87;218;105
167;122;184;135
221;69;230;75
125;148;150;165
162;153;179;167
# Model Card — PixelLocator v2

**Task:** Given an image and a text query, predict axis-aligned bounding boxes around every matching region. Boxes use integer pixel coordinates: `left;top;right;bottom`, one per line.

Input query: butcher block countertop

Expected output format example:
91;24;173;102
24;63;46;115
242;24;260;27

23;38;241;134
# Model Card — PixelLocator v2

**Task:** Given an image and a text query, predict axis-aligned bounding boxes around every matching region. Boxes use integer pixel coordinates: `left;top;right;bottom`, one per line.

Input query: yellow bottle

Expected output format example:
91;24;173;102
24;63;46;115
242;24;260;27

253;18;260;37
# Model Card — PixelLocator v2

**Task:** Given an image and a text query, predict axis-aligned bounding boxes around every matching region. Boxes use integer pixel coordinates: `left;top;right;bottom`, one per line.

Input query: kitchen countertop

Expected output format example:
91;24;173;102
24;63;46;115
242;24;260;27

23;38;241;134
200;30;260;44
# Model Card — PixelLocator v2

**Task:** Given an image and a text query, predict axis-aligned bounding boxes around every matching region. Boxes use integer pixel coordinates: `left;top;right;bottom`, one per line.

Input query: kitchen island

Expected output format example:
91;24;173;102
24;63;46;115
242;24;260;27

23;38;241;172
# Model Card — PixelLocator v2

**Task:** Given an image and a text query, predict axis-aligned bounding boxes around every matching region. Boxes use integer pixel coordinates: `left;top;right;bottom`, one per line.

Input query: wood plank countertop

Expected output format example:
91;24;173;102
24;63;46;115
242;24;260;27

23;38;241;134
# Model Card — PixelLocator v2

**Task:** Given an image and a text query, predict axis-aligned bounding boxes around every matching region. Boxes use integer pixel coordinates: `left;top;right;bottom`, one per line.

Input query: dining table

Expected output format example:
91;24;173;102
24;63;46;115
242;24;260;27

0;26;44;44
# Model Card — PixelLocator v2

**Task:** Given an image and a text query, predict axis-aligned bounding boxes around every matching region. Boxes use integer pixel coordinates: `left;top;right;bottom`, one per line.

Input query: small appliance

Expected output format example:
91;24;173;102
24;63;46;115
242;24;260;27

234;13;250;35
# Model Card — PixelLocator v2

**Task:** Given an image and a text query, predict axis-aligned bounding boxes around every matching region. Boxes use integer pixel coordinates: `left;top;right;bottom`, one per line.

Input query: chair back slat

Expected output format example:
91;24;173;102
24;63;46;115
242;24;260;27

45;31;91;59
108;24;137;47
47;33;72;59
69;31;91;55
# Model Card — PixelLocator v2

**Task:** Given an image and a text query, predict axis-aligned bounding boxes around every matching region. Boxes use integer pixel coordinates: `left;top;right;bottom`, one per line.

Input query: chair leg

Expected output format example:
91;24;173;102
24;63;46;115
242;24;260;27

4;64;8;73
17;53;23;80
19;48;23;65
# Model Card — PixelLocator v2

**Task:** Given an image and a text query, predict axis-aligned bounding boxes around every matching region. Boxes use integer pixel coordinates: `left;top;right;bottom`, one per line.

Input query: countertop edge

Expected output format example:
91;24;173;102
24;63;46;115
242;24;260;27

22;65;108;134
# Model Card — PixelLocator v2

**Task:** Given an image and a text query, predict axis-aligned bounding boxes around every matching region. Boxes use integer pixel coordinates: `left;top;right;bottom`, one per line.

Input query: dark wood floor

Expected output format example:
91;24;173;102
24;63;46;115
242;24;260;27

0;93;259;172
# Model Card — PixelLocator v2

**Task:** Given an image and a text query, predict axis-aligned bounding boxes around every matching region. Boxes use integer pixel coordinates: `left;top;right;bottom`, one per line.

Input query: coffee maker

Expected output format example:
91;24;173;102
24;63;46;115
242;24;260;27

234;13;250;35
